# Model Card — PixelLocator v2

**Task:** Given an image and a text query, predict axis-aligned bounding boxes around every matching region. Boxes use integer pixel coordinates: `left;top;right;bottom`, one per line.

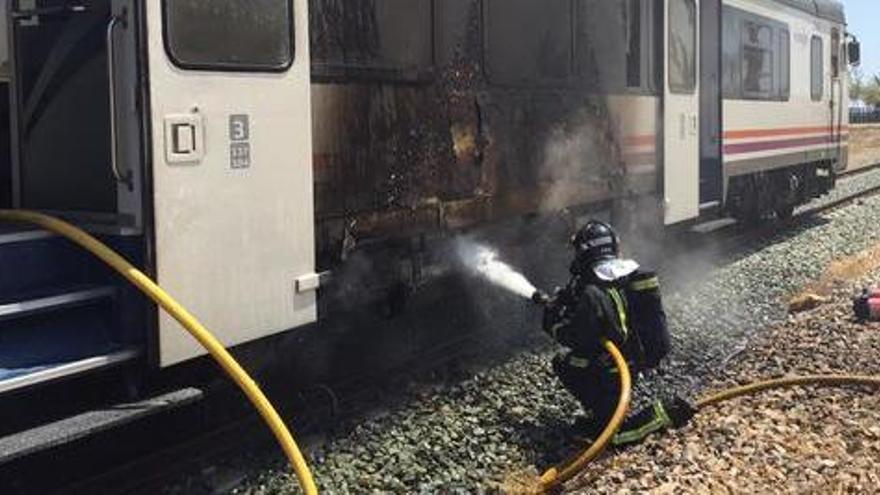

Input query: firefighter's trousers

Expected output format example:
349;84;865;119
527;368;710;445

552;351;687;446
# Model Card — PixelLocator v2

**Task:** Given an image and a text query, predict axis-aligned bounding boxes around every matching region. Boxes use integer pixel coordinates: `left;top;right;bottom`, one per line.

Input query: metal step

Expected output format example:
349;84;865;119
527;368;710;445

0;228;53;246
0;386;203;465
699;200;722;211
0;286;115;322
0;349;139;396
690;217;738;234
0;235;102;297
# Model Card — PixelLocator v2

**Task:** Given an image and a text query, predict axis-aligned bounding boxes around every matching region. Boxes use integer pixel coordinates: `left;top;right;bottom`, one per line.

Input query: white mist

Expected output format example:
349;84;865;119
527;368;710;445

457;241;537;300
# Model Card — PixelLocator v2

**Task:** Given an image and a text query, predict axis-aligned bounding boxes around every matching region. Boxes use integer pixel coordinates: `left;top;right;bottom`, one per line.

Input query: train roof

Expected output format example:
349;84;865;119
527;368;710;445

773;0;845;24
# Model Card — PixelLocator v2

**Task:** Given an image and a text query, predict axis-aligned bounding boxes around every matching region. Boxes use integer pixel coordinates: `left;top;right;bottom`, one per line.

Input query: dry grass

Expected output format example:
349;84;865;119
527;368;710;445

848;124;880;171
793;242;880;305
496;467;543;494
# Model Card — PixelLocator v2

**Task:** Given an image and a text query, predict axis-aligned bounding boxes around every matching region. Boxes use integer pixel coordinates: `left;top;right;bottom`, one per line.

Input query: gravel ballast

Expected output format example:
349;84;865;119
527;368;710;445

214;176;880;494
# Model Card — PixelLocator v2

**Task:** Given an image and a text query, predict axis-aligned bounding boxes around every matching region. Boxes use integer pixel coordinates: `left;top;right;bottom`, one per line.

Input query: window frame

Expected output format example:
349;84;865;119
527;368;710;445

162;0;296;73
811;35;824;101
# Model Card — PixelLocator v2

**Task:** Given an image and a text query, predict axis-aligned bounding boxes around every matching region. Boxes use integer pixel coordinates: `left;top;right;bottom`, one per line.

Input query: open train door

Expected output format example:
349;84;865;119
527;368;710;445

145;0;317;366
663;0;700;225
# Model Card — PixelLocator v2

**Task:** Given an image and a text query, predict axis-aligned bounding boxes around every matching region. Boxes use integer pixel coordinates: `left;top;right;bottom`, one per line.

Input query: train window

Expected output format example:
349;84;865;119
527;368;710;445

310;0;434;81
576;0;625;91
668;0;696;94
486;0;572;85
779;29;790;100
164;0;294;71
721;6;789;102
741;20;774;98
575;0;655;94
831;29;840;79
811;36;824;101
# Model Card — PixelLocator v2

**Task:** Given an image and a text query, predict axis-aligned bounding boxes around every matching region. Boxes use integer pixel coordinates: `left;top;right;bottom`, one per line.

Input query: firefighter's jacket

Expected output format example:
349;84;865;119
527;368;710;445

543;274;629;360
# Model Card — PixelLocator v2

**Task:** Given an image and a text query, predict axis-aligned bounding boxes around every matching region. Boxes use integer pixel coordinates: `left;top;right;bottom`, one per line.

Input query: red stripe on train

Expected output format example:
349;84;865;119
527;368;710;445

724;135;848;155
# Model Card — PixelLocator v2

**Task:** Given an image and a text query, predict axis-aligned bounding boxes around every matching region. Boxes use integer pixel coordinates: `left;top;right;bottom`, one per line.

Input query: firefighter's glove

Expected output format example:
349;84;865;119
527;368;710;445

542;301;570;339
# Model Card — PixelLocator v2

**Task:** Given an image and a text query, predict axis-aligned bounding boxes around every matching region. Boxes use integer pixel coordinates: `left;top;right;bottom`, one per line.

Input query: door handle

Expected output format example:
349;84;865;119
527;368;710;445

107;11;133;190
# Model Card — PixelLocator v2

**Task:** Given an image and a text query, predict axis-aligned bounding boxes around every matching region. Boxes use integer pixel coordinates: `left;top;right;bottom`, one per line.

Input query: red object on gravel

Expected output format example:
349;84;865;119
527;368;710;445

853;288;880;321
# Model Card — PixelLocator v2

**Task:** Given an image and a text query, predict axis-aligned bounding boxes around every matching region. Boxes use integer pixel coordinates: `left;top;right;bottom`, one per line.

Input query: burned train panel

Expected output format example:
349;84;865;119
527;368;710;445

309;0;663;270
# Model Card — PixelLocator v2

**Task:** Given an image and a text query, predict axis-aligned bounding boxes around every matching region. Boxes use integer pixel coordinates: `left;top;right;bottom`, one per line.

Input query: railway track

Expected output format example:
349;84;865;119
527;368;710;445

16;164;880;495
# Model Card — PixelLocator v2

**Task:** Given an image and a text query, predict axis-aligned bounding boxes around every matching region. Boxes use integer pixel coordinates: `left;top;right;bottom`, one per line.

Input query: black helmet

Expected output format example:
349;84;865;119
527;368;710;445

571;220;619;267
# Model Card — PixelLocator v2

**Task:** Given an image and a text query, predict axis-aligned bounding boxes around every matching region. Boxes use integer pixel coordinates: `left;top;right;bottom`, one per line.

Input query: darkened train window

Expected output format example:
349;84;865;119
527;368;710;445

576;0;655;94
164;0;293;71
310;0;434;80
811;35;824;101
831;29;840;79
668;0;696;94
721;7;739;98
626;0;642;88
741;20;774;98
486;0;572;85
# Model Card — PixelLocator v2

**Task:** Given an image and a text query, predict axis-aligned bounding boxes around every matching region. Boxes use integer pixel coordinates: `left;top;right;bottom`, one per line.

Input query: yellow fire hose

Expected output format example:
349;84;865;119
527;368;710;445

538;341;880;493
0;210;318;495
696;375;880;409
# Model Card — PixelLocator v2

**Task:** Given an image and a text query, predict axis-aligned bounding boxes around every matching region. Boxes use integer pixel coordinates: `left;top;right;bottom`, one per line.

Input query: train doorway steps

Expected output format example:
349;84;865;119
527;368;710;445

0;387;204;494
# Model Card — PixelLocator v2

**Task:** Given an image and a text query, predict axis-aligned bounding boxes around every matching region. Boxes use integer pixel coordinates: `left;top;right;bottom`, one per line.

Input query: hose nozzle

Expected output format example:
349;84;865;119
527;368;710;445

532;290;551;306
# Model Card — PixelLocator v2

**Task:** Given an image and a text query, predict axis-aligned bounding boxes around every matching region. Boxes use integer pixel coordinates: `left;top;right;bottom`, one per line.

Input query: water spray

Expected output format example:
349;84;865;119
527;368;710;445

456;240;550;305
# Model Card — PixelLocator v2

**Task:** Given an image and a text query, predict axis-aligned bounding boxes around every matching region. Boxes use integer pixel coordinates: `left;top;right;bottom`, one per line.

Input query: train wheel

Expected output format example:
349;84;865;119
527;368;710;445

775;203;795;222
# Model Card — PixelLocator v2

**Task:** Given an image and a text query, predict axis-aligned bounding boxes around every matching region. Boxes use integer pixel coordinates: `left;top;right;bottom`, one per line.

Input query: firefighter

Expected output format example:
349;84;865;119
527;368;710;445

534;220;695;446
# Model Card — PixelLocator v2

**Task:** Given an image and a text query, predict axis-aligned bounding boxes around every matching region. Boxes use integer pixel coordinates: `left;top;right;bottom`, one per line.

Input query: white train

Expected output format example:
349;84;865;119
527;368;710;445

0;0;860;482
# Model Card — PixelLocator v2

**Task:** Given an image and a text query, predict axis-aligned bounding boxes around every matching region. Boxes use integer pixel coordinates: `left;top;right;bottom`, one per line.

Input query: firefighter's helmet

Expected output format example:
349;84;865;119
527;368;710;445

571;220;619;266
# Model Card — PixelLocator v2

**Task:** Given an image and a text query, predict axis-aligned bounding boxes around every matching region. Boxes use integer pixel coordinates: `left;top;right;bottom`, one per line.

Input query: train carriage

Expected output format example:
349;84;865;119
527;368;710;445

0;0;860;485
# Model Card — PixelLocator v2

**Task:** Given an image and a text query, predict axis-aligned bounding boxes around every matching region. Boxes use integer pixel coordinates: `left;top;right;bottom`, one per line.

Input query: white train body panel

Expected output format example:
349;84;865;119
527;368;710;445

722;0;848;177
607;95;660;183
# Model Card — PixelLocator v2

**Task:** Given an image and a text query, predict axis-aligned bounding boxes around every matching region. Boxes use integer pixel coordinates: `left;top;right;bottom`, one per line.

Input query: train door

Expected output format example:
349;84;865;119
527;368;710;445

9;0;143;232
663;0;700;225
830;27;845;169
145;0;317;366
699;0;722;207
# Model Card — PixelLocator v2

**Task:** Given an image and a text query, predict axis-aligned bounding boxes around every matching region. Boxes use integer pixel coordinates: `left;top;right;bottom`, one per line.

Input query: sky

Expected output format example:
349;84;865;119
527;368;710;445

845;0;880;78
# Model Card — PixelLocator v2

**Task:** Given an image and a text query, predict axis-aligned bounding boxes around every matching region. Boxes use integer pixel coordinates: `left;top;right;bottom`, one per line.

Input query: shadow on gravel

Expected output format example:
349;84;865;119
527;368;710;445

661;215;831;292
503;413;586;471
